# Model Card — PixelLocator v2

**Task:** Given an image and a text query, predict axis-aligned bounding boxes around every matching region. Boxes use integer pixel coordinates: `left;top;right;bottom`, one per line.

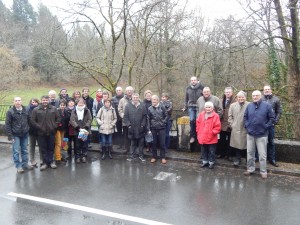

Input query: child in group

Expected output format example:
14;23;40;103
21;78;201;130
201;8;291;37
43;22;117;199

196;101;221;169
54;100;68;163
96;100;117;160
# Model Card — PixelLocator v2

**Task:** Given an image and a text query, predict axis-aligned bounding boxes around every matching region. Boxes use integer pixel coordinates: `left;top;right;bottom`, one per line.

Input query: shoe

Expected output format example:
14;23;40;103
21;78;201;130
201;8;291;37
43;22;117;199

23;164;34;170
40;164;48;171
50;162;57;169
270;161;279;167
139;156;146;162
150;158;156;163
200;163;209;168
31;161;37;167
261;173;267;179
233;161;240;167
209;164;214;169
244;171;254;176
190;137;195;143
82;157;86;163
216;155;223;159
76;158;81;164
61;158;67;162
17;167;24;173
161;158;167;164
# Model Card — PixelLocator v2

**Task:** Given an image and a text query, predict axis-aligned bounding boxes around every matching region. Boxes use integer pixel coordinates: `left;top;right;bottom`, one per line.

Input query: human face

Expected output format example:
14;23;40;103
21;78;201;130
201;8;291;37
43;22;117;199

68;101;75;108
60;89;67;97
190;77;198;86
151;98;159;106
104;101;111;108
126;88;134;97
225;89;233;99
263;86;272;95
31;100;38;106
161;96;167;102
41;98;49;107
59;103;66;110
205;106;213;113
132;95;139;105
116;88;123;96
237;95;246;103
74;92;81;99
14;97;22;108
103;94;109;100
77;101;85;107
49;94;56;100
145;93;152;101
203;89;211;98
82;89;89;97
252;92;261;102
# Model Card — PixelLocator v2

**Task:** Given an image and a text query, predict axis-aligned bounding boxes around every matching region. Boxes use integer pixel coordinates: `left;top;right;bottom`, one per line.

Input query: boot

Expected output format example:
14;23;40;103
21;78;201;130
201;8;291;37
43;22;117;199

108;146;113;159
101;146;106;160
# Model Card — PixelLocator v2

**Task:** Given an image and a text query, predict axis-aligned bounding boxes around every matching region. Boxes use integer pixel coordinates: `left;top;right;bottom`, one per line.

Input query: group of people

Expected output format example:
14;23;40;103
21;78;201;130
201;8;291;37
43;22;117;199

5;86;173;173
185;76;282;179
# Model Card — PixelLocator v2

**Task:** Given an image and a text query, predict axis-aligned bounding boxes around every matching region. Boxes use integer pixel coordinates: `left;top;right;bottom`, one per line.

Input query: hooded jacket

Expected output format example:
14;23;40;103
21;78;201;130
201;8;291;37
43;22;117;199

184;82;204;109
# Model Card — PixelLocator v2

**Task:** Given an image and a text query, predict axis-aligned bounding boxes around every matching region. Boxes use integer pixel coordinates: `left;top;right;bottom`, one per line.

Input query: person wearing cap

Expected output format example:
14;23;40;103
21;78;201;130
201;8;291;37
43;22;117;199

196;101;221;169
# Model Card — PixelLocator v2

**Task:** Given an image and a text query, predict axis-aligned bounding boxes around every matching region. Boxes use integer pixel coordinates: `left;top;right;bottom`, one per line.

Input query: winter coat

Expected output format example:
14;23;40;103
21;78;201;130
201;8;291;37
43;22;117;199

196;111;221;144
31;104;61;136
112;93;124;119
26;104;38;135
228;102;250;150
92;98;104;117
55;94;71;108
184;82;204;109
196;95;223;118
261;94;282;124
96;106;117;135
143;99;152;114
118;95;131;125
65;107;75;136
123;101;147;139
5;106;30;140
57;108;69;131
244;100;275;137
161;99;173;119
220;95;236;131
70;108;92;135
82;96;94;118
147;103;168;130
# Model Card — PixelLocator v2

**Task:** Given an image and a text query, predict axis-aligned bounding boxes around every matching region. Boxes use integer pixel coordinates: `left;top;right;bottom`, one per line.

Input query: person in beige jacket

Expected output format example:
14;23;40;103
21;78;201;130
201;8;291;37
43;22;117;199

97;100;117;160
228;91;250;166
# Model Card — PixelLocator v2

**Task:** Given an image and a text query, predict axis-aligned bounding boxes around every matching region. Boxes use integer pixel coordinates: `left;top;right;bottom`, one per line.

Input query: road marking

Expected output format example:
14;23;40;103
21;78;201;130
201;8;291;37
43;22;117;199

8;192;173;225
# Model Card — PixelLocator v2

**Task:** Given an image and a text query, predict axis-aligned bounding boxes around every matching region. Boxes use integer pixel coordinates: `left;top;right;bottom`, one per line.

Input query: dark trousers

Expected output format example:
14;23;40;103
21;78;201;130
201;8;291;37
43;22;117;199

217;131;231;157
74;138;88;159
267;126;276;162
151;128;166;159
37;134;55;165
122;126;130;151
201;144;216;165
116;119;123;134
67;135;76;156
129;137;144;158
165;119;172;148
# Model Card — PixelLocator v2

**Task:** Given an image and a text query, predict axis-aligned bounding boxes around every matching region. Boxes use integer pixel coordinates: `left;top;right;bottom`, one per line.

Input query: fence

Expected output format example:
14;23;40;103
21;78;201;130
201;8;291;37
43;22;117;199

0;105;299;140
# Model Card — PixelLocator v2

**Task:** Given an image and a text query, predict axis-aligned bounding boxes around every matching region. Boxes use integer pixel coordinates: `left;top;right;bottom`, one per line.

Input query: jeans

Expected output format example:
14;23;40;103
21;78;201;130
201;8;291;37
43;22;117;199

188;107;197;138
101;134;112;147
165;119;172;148
12;134;29;168
267;126;276;162
201;144;216;165
247;135;267;174
151;128;166;159
129;137;144;158
37;134;55;166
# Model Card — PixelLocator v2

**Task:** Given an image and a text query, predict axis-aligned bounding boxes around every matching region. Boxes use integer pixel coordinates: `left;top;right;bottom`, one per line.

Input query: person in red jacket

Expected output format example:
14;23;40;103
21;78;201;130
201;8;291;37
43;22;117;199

196;101;221;169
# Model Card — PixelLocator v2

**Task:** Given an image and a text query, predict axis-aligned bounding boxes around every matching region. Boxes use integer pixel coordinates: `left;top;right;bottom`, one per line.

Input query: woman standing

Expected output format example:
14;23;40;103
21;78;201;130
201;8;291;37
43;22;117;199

196;101;221;169
70;98;92;163
96;100;117;160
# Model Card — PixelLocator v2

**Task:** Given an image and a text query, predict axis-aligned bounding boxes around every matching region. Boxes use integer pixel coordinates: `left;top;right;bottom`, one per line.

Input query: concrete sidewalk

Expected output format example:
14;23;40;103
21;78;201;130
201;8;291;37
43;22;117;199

1;136;300;177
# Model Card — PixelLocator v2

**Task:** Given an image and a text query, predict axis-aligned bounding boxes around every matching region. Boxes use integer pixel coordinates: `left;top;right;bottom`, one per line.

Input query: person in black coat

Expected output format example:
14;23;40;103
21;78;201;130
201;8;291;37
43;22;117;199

123;93;147;162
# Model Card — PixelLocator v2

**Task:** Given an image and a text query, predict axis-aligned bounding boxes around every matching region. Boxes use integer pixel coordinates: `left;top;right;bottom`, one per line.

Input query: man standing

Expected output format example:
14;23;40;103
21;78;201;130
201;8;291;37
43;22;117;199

5;97;33;173
118;86;134;152
112;86;124;136
182;77;204;143
217;87;235;159
196;87;223;117
123;93;147;162
31;95;61;171
244;90;274;179
262;85;282;167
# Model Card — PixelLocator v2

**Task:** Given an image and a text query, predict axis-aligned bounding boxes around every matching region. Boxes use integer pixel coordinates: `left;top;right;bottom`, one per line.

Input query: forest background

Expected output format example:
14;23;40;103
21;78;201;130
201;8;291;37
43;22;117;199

0;0;300;138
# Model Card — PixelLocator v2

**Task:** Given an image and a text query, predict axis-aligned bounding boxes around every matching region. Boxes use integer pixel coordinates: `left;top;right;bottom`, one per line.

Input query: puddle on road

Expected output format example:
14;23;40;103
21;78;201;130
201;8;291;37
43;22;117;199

153;172;181;181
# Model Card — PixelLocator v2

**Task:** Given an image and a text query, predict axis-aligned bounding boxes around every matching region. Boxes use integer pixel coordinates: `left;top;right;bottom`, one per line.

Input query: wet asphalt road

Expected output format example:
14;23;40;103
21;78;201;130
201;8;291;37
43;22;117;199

0;144;299;225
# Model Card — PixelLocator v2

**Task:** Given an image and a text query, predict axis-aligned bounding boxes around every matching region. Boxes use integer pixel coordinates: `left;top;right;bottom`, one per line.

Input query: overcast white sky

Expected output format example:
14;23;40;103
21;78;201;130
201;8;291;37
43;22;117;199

2;0;244;20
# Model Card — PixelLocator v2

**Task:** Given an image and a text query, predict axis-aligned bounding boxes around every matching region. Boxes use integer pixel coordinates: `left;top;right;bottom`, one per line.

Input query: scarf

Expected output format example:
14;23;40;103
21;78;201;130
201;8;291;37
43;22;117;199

76;105;85;120
96;93;103;103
